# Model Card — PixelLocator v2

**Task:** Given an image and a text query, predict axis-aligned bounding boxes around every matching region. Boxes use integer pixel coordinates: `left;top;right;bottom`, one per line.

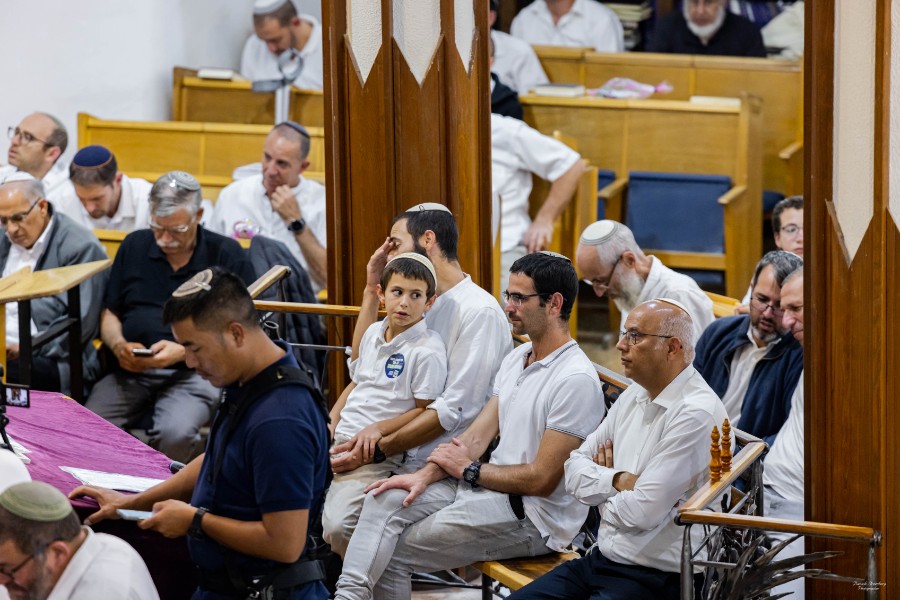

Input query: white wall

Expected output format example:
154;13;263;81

0;0;258;164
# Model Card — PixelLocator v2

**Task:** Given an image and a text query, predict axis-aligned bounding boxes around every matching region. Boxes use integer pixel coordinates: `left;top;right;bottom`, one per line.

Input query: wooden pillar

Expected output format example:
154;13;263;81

807;0;895;595
322;1;492;398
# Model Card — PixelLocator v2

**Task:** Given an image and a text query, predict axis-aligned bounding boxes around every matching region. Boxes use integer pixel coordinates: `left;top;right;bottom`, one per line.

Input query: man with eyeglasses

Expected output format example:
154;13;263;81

1;113;74;206
507;299;728;600
694;250;803;446
333;251;604;600
575;220;714;342
0;174;107;395
86;171;255;463
647;0;766;57
240;0;323;90
210;121;327;292
0;481;157;600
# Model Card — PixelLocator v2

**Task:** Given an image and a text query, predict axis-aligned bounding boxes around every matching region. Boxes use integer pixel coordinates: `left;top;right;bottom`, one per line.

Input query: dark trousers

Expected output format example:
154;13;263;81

507;549;685;600
7;356;61;393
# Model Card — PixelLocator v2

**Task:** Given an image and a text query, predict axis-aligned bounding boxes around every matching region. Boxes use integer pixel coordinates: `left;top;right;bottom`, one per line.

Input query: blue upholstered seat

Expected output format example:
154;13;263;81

596;169;616;220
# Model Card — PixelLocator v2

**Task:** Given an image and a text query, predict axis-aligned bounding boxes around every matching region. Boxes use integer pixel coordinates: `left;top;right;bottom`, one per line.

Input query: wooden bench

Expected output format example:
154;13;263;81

171;67;325;128
77;113;326;201
521;95;762;298
534;49;803;197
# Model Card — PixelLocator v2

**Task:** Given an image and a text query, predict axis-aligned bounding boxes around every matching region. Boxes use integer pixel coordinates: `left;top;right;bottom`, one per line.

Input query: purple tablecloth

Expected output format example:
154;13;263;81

7;391;197;599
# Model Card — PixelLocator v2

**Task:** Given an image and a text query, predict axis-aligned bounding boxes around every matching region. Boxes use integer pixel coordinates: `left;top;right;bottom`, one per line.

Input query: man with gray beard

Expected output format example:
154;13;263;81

575;220;714;343
693;251;803;446
647;0;766;57
86;171;254;463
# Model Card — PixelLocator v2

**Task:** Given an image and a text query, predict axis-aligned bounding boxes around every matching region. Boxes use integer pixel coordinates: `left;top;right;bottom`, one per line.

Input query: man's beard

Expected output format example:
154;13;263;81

611;268;645;314
6;555;54;600
684;3;727;42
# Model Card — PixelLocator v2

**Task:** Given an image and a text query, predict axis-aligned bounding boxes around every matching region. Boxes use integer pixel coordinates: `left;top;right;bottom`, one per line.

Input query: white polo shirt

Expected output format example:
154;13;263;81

416;275;511;459
492;340;605;551
240;14;324;90
53;174;152;232
621;256;716;343
491;30;549;93
336;318;447;461
763;373;804;504
47;529;158;600
491;113;581;252
210;173;327;291
510;0;624;53
565;366;729;573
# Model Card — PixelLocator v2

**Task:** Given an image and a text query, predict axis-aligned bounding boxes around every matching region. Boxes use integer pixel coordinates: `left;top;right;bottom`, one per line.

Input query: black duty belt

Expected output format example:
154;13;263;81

197;559;326;599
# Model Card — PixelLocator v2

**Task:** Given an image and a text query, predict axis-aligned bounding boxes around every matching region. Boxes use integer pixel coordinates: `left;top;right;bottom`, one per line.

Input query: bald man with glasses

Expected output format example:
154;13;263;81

1;113;74;205
693;250;803;446
0;173;106;395
86;171;255;463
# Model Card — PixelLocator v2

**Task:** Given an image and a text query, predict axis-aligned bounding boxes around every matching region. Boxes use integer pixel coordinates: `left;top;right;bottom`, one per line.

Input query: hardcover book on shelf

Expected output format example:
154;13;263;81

532;83;586;98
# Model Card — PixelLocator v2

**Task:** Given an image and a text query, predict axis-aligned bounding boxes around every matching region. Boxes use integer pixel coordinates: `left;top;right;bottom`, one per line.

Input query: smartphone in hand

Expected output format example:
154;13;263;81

131;348;154;357
116;509;153;521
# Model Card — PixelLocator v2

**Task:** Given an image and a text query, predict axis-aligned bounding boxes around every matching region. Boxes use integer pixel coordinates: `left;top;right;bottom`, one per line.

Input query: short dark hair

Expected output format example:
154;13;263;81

38;112;68;155
380;258;437;298
394;209;459;261
69;153;118;187
163;268;258;331
271;121;311;161
0;505;81;556
510;252;579;321
751;250;804;289
772;195;803;232
253;0;298;27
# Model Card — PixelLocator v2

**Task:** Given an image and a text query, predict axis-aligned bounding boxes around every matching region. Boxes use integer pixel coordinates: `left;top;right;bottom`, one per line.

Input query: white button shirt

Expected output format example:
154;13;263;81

492;340;605;550
565;366;729;573
721;327;777;422
239;14;324;90
210;173;327;291
491;113;581;252
46;529;159;600
621;256;716;343
510;0;625;53
3;217;53;344
53;174;152;232
0;162;74;207
763;373;804;504
336;318;448;462
491;30;549;93
416;275;512;457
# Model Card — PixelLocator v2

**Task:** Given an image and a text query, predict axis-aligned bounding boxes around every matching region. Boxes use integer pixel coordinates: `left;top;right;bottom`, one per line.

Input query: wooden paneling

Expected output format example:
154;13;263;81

77;113;327;201
172;67;325;127
531;45;590;83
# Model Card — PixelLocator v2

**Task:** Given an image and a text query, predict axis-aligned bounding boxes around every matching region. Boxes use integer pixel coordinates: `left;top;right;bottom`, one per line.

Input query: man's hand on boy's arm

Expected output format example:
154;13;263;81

330;404;431;471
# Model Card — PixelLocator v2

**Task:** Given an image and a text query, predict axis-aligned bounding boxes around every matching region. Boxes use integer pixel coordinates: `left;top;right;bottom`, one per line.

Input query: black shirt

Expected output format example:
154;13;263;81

491;73;524;121
647;10;766;58
104;226;255;348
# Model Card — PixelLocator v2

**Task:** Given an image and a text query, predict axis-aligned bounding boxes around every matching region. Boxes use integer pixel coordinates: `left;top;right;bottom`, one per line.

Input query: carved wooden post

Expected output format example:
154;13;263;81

721;419;732;474
709;426;721;484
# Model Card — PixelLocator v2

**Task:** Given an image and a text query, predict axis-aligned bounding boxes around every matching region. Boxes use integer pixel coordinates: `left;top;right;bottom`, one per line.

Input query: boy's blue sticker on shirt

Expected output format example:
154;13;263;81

385;353;405;379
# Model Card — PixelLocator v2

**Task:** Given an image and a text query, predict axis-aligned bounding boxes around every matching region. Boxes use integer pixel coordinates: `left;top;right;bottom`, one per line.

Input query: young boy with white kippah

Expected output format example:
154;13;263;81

322;252;448;556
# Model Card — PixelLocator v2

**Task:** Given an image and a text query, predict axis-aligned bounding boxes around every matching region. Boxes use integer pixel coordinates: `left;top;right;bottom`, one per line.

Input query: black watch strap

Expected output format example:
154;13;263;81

372;442;387;464
463;461;481;488
288;218;306;233
189;506;208;539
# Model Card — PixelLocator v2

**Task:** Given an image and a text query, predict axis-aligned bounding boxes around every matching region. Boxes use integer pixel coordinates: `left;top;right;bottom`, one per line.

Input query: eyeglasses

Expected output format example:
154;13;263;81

779;224;803;236
0;201;40;228
0;553;35;581
619;329;674;346
582;255;622;294
502;291;549;306
149;219;194;235
750;296;784;316
7;126;51;147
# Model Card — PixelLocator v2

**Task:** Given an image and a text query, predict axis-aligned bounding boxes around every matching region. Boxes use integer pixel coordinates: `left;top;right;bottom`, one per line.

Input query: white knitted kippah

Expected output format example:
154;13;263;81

388;252;437;287
579;220;620;245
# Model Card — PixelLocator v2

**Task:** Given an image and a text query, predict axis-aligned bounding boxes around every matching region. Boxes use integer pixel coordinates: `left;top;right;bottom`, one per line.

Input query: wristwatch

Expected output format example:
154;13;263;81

189;506;208;539
372;442;387;464
463;461;481;488
288;218;306;233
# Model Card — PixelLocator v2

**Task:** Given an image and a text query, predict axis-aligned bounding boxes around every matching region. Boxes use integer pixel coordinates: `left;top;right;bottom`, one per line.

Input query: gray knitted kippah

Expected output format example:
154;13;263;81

0;481;73;522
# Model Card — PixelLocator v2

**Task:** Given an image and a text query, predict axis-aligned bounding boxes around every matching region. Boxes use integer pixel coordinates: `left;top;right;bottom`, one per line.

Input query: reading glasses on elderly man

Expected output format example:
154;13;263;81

0;201;40;228
619;329;674;346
